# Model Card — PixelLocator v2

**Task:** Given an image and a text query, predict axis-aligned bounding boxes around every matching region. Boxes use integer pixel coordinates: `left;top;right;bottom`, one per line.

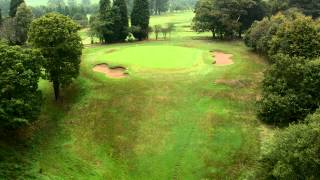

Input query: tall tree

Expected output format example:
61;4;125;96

113;0;129;41
131;0;150;40
0;8;2;27
15;2;33;45
99;0;114;43
0;43;43;128
9;0;24;17
289;0;320;18
29;13;83;100
68;0;77;7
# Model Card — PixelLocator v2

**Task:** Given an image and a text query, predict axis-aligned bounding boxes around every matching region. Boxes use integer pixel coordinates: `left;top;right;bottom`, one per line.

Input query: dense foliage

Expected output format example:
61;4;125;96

245;11;320;59
29;13;83;100
131;0;150;40
259;109;320;179
0;43;43;128
0;2;32;45
9;0;23;17
192;0;267;39
112;0;129;42
258;55;320;124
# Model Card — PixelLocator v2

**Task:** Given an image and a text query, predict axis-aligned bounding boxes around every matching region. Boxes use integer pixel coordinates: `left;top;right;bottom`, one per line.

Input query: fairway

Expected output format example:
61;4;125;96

94;45;205;70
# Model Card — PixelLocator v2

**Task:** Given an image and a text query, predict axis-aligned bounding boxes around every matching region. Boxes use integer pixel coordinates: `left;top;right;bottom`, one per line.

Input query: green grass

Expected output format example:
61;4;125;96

93;45;205;70
0;11;269;179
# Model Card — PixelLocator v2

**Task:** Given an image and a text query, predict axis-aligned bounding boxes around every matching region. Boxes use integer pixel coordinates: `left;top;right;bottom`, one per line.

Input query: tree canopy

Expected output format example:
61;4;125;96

192;0;267;39
9;0;24;17
259;109;320;179
131;0;150;40
28;13;83;100
0;43;43;128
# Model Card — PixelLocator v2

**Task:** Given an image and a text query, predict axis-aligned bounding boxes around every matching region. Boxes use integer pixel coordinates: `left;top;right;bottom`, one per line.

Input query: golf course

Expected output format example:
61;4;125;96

26;11;267;179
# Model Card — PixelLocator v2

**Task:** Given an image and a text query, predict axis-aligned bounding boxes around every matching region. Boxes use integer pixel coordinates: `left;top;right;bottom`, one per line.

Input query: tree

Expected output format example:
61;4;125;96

154;24;162;39
154;0;169;15
131;0;150;40
68;0;77;7
0;43;43;128
15;2;32;45
288;0;320;18
113;0;129;42
269;12;320;59
244;12;288;55
258;109;320;179
192;0;265;39
9;0;24;17
258;54;320;124
0;8;2;27
29;13;83;100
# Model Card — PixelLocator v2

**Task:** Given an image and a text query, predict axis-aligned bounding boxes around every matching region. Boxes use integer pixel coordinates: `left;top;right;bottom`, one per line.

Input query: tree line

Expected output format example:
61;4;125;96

244;8;320;180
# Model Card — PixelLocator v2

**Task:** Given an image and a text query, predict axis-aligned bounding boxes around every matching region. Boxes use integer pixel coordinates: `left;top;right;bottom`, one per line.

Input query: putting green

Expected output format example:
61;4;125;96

96;45;204;69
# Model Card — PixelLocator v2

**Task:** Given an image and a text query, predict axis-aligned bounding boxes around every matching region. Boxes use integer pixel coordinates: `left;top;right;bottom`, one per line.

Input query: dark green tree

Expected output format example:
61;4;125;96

289;0;320;18
113;0;129;41
193;0;265;39
258;109;320;179
29;13;83;100
15;2;33;45
0;8;2;27
131;0;150;40
258;54;320;124
269;12;320;59
9;0;24;17
0;43;43;128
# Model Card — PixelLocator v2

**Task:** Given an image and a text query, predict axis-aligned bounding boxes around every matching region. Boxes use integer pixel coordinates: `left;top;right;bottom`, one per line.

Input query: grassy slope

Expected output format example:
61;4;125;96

0;11;268;179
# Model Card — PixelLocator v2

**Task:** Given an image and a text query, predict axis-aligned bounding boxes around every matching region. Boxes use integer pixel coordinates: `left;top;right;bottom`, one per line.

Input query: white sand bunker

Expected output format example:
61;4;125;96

212;51;234;65
93;64;128;78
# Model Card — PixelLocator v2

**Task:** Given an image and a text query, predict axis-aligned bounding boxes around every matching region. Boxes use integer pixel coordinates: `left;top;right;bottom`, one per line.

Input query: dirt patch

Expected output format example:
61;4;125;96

214;79;252;88
93;64;128;79
212;51;234;65
106;49;118;54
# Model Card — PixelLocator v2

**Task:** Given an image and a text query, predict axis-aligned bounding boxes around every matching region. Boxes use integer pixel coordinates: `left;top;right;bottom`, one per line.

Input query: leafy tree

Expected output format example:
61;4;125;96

269;12;320;59
268;0;289;14
29;13;83;100
288;0;320;18
9;0;23;17
131;0;150;40
0;43;43;128
258;109;320;179
154;24;162;40
258;54;320;124
193;0;265;39
68;0;77;7
15;2;32;45
244;12;287;55
113;0;129;41
0;8;2;27
154;0;169;15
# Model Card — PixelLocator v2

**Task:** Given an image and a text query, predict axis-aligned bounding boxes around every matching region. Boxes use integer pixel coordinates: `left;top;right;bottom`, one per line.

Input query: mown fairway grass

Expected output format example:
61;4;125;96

1;12;267;179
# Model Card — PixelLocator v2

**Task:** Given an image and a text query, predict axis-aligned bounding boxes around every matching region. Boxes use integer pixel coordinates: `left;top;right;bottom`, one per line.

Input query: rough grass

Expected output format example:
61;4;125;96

0;11;268;179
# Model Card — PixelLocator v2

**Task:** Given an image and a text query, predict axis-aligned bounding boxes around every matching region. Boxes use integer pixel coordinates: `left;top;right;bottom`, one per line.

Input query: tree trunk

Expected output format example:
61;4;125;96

211;30;216;39
53;80;60;101
238;30;242;39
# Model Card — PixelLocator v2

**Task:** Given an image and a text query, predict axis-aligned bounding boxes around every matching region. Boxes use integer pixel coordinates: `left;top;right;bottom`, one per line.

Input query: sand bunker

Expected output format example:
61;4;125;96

93;64;128;78
212;51;234;65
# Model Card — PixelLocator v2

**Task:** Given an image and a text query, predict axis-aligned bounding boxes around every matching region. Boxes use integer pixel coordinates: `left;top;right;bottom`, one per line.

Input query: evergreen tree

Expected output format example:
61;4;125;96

113;0;129;41
15;2;33;45
131;0;150;40
0;8;2;27
9;0;24;17
99;0;113;43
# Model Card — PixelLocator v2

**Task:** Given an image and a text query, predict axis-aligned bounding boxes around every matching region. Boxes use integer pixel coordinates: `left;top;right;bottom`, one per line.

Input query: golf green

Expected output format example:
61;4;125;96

95;45;204;69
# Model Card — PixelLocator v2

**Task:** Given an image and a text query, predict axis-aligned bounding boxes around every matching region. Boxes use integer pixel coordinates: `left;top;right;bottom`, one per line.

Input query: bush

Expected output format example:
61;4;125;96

269;13;320;59
258;109;320;179
258;54;320;124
